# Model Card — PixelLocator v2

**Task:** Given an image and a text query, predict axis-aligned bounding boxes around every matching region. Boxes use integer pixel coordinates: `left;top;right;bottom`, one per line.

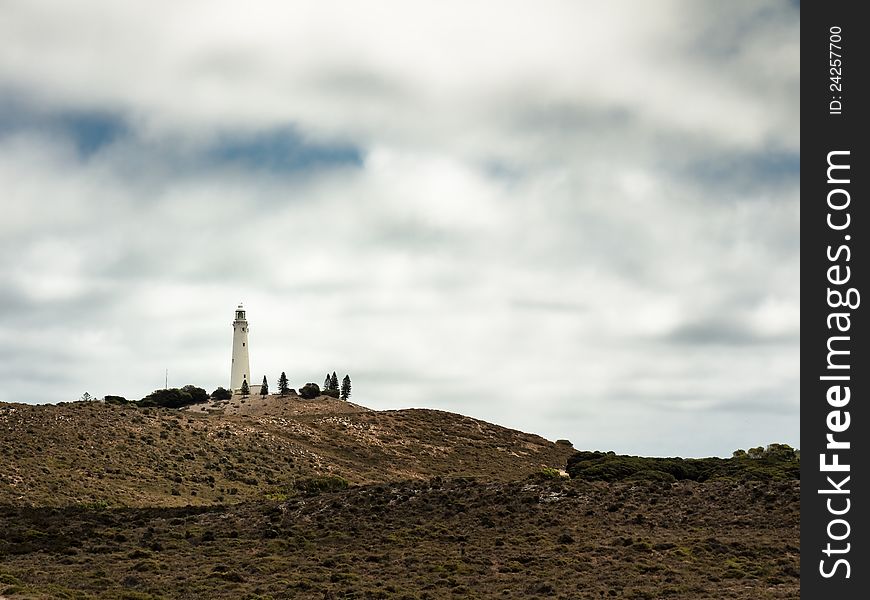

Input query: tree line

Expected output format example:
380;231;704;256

91;371;352;409
233;371;352;401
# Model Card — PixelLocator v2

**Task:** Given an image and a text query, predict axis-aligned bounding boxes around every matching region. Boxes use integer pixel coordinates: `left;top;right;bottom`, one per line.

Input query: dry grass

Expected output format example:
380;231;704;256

0;400;573;507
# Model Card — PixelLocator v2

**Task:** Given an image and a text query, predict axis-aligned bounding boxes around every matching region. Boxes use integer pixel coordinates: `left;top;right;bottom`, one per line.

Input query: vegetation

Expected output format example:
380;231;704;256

340;374;351;401
566;444;799;483
299;475;349;494
315;372;341;398
240;379;249;397
298;382;321;400
537;466;565;480
210;387;232;401
735;443;800;461
139;386;209;409
0;477;799;599
0;401;798;599
260;376;268;396
0;402;573;507
278;372;289;396
103;395;128;404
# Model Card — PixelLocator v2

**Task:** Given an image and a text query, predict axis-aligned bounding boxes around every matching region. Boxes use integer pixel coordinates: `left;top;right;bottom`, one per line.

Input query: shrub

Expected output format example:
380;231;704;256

298;383;321;400
294;476;349;495
557;533;574;544
764;443;797;460
566;447;799;482
747;446;765;459
180;385;209;405
539;467;564;480
139;386;209;409
210;387;232;401
322;388;340;399
626;470;677;483
103;395;129;404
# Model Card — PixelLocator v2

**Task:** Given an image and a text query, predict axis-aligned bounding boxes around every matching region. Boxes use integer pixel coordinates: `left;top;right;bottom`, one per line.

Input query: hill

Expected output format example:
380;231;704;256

0;397;574;507
0;397;799;599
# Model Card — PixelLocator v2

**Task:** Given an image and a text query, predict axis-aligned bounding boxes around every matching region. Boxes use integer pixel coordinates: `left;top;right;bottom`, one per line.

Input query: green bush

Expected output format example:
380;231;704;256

138;386;209;409
294;476;349;495
539;467;564;480
210;387;232;401
298;383;321;400
626;470;677;483
566;446;799;482
266;476;350;500
180;385;209;404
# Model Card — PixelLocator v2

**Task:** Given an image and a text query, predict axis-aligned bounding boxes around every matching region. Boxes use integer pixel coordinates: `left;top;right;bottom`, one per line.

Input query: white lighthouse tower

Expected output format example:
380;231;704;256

230;304;251;393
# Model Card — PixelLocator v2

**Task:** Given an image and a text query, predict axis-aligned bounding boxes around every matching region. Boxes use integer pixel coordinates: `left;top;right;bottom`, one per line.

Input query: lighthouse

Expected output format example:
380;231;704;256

230;304;251;393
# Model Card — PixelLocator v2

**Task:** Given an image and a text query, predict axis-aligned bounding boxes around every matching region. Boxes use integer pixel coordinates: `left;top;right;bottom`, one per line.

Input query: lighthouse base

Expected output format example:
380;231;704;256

233;385;263;396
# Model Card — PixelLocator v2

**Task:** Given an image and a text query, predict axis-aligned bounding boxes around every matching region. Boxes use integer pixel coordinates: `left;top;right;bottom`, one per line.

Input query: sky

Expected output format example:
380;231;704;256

0;1;799;457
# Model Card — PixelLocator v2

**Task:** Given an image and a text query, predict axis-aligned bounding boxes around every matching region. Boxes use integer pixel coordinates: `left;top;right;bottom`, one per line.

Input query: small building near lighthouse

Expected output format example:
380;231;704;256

230;304;253;394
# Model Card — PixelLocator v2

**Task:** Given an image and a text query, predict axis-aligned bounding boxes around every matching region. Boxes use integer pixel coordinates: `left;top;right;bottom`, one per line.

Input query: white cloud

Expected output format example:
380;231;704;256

0;1;798;155
0;1;799;457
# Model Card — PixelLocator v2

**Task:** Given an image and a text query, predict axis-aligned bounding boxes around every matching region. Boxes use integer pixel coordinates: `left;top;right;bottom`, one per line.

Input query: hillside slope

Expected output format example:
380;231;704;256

0;398;574;507
0;478;799;599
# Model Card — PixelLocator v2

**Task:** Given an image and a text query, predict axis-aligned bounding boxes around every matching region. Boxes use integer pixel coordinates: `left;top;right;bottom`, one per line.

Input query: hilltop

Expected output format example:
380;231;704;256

0;397;574;507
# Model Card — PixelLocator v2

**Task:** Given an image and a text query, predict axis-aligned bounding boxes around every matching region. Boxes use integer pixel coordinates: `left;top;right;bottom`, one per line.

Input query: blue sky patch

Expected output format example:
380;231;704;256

55;112;128;156
0;98;361;172
672;150;799;192
207;129;363;173
0;99;128;158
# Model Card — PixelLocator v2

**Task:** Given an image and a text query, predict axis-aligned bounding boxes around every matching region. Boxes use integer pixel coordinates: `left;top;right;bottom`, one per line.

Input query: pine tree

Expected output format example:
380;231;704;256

340;375;351;401
261;375;269;396
330;371;339;391
240;378;249;397
324;373;331;390
278;372;289;396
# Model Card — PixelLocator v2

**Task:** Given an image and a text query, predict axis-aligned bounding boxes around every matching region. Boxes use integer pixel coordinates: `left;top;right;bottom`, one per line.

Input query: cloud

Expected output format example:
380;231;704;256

0;1;799;457
1;1;798;152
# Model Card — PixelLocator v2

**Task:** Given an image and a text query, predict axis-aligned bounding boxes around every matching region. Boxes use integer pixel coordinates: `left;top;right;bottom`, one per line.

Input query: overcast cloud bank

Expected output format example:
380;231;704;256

0;1;799;456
